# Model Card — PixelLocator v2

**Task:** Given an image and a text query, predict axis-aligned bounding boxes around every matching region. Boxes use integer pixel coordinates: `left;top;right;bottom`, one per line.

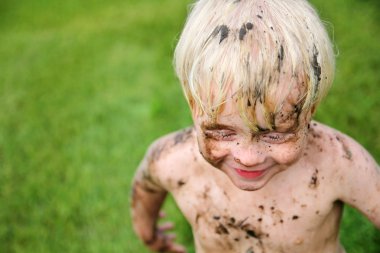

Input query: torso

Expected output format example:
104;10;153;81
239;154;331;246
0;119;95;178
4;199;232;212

152;122;349;253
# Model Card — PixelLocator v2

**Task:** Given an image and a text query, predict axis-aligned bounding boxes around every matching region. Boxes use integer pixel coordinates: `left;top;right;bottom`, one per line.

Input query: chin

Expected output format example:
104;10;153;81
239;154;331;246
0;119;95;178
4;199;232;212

229;177;270;191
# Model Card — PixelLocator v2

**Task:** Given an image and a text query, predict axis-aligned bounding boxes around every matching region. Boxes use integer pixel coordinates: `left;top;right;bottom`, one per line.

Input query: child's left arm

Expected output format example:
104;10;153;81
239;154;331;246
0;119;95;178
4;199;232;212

335;134;380;228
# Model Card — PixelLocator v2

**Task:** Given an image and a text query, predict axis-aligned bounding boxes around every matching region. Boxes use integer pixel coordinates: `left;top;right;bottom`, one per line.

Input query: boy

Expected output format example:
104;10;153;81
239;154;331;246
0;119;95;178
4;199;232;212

131;0;380;252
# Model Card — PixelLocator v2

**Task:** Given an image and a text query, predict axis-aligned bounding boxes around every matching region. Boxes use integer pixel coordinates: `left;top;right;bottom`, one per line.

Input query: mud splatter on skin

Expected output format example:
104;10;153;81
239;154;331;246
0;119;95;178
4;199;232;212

309;125;321;139
335;136;353;160
309;168;319;189
213;216;263;242
174;127;193;146
200;123;228;166
203;186;210;199
177;179;186;187
150;143;165;162
215;224;230;235
246;229;258;238
150;127;193;162
213;215;221;220
195;213;202;225
269;206;284;226
257;15;263;19
223;190;231;201
246;246;254;253
292;215;299;220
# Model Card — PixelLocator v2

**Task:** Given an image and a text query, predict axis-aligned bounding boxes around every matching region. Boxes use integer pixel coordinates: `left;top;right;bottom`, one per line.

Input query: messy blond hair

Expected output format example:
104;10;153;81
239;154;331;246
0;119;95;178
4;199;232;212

174;0;335;129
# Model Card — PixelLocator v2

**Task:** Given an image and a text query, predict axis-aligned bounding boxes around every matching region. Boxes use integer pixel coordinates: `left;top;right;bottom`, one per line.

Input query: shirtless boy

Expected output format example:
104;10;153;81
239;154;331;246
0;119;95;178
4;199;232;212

131;0;380;252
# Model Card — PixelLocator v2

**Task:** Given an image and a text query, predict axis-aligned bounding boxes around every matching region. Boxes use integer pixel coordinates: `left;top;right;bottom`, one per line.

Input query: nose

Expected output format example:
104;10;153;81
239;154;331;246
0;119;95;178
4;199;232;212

232;142;266;167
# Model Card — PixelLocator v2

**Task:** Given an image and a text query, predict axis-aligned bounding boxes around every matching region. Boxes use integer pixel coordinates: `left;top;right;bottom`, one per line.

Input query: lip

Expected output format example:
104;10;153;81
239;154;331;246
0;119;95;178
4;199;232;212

235;168;267;179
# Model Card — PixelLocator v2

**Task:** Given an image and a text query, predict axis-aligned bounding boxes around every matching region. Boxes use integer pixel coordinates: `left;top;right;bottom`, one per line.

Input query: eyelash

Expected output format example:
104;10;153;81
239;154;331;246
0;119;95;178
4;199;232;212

204;130;236;141
259;133;293;144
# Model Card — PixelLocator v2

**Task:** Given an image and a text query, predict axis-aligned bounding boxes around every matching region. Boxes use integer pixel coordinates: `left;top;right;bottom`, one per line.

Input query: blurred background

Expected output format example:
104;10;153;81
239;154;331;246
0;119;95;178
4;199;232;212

0;0;379;252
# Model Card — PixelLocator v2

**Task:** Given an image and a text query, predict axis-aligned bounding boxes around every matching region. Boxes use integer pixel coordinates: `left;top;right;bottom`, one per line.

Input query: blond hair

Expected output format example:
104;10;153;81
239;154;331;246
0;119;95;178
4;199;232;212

174;0;335;128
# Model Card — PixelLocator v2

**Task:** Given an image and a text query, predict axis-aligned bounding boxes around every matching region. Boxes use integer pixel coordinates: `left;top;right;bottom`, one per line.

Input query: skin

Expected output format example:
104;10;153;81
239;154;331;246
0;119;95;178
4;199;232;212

131;94;380;253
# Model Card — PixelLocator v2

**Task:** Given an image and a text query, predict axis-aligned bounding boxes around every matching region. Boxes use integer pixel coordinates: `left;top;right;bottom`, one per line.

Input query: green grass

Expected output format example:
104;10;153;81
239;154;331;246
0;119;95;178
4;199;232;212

0;0;378;252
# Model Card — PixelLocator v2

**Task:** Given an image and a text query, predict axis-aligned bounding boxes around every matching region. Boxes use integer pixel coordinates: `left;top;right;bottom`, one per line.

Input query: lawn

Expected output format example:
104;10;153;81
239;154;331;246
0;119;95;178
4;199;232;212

0;0;379;252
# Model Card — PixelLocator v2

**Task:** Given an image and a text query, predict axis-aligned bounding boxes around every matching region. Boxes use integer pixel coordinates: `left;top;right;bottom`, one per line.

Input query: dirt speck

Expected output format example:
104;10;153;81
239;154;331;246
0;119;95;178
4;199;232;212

219;25;229;44
195;213;201;224
239;24;247;40
246;230;258;238
215;224;229;235
335;135;353;160
311;44;322;93
177;179;186;187
308;169;319;189
203;186;210;199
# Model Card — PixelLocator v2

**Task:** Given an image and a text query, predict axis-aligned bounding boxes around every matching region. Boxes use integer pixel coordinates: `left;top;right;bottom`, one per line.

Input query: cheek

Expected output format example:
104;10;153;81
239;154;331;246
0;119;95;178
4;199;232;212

271;142;304;164
197;137;230;166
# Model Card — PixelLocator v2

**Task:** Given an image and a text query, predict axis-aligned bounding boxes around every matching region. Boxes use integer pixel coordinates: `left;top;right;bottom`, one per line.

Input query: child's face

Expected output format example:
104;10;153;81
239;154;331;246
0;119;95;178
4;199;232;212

193;93;311;191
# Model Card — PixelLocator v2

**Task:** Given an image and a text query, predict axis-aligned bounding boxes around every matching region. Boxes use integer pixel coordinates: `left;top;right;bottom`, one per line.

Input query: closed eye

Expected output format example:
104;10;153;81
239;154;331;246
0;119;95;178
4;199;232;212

259;132;295;144
204;130;236;141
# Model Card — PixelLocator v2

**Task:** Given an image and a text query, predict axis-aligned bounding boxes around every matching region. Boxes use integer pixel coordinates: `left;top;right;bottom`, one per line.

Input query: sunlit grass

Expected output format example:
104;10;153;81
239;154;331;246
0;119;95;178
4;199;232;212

0;0;378;252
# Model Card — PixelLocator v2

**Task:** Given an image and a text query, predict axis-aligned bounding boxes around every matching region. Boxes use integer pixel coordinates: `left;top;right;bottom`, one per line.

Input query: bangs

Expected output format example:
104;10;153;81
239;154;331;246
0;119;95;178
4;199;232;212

175;0;335;127
188;21;305;126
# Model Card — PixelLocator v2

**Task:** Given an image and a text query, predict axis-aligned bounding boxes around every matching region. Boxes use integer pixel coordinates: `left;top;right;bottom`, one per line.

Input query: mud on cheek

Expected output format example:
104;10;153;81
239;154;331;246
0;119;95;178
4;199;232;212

199;137;226;167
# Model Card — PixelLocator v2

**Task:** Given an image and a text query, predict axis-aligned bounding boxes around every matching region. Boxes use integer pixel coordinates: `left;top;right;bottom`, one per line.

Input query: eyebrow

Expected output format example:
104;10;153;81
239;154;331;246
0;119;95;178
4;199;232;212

201;123;234;131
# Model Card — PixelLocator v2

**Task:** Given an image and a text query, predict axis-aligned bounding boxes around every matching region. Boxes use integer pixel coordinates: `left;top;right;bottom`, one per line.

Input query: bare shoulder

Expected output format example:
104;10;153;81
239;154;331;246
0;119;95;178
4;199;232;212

309;121;380;217
309;120;378;167
144;126;201;191
146;127;195;161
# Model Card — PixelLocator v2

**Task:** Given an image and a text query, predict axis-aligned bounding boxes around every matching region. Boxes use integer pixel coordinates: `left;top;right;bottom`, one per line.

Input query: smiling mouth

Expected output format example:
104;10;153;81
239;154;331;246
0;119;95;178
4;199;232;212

235;168;267;179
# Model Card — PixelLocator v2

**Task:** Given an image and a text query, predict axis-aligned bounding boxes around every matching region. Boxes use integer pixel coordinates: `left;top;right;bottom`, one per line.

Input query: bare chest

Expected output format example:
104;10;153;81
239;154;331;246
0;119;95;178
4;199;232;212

172;172;343;253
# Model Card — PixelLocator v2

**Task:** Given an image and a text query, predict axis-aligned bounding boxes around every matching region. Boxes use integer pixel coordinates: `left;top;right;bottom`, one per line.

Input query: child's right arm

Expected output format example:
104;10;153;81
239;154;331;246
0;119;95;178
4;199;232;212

130;141;186;253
